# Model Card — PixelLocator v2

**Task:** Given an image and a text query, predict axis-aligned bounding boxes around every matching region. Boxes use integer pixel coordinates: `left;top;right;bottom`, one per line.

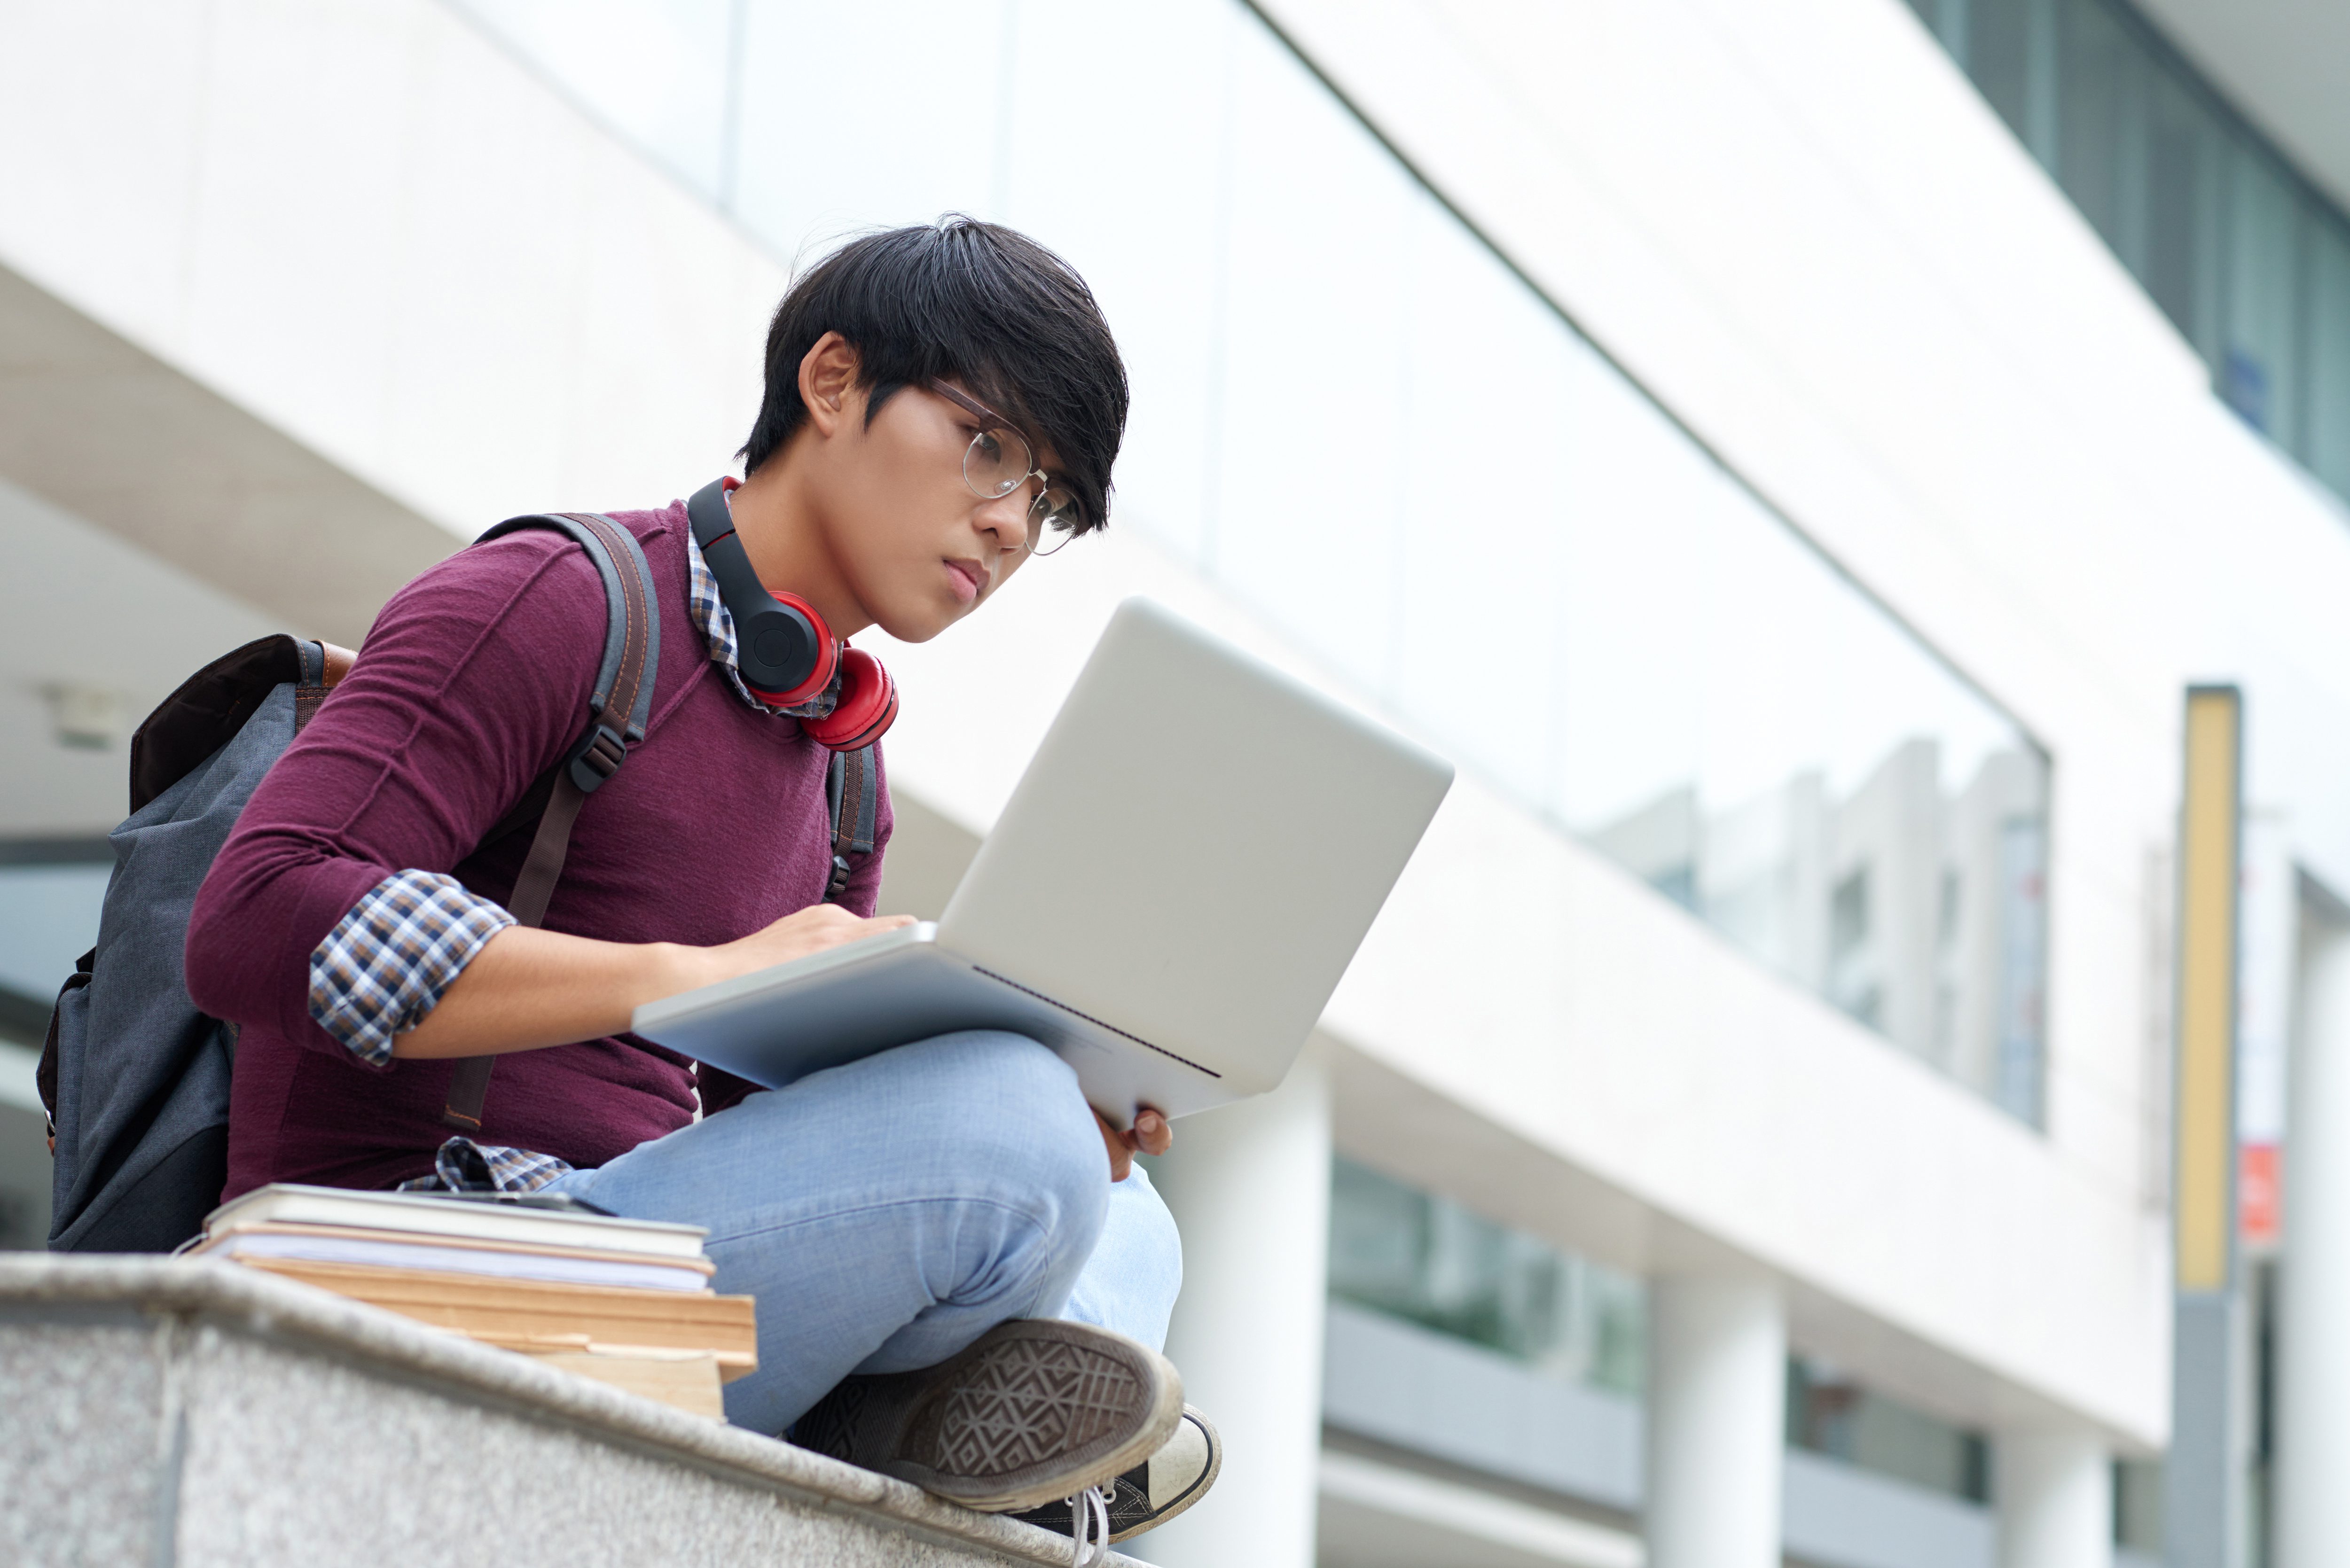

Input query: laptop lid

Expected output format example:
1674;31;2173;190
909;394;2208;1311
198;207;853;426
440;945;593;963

937;597;1453;1098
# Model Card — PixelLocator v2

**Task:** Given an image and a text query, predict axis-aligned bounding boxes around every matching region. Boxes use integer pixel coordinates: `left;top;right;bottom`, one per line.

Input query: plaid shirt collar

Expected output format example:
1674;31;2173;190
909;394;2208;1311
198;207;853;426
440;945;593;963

683;497;841;722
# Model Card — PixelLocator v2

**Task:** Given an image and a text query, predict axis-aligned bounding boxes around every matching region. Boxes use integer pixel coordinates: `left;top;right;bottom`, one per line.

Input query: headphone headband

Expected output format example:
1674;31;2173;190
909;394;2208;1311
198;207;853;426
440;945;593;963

687;478;835;707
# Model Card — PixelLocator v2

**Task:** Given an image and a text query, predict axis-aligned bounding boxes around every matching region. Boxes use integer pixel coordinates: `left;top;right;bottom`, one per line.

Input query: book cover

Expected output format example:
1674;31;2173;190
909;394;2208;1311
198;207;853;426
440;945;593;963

202;1184;708;1259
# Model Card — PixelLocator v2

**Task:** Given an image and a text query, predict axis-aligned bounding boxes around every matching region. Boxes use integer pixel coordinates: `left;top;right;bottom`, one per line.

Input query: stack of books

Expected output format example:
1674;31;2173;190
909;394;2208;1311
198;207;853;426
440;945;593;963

190;1183;755;1419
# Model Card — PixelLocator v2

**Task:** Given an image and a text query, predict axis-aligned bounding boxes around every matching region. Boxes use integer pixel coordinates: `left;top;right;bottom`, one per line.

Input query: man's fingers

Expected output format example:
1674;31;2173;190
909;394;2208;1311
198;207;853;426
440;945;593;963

1132;1108;1172;1157
1094;1108;1134;1180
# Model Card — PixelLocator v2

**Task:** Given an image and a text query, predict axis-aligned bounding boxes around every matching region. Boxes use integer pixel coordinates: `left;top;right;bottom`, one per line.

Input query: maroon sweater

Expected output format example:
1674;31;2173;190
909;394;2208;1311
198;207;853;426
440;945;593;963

187;501;890;1199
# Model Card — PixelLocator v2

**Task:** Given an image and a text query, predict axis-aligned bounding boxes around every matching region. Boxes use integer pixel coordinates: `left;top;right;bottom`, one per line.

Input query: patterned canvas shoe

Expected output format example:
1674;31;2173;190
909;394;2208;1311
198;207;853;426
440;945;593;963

1009;1404;1222;1544
790;1319;1183;1513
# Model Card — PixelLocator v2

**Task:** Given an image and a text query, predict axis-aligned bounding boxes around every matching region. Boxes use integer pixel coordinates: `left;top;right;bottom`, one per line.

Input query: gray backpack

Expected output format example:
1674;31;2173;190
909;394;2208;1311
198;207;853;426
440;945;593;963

39;511;878;1251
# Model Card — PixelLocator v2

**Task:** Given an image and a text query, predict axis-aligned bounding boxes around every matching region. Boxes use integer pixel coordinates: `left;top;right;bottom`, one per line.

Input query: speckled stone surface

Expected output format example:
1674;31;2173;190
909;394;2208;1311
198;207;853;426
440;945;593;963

0;1256;1154;1568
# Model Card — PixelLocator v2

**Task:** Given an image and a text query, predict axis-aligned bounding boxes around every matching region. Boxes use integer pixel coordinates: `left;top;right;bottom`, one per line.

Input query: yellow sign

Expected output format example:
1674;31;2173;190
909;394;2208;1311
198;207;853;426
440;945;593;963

2175;686;2240;1293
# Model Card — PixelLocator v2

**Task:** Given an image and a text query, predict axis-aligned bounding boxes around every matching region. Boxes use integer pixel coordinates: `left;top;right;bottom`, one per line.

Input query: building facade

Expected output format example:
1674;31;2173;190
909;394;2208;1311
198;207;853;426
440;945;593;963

6;0;2350;1564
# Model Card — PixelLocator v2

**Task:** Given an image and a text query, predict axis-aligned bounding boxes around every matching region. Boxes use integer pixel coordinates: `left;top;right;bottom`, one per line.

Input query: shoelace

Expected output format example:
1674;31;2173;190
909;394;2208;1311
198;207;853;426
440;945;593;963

1066;1485;1111;1568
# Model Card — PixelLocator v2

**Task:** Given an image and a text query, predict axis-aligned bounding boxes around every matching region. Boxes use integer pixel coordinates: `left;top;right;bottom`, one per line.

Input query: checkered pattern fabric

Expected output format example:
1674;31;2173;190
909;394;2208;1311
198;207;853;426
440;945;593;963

397;1136;575;1195
308;870;515;1068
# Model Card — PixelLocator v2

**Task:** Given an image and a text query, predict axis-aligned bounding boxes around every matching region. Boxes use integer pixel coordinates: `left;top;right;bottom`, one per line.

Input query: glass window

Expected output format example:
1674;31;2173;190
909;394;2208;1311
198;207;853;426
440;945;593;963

2140;70;2222;357
995;0;1239;564
0;858;108;1019
1333;1159;2000;1504
1965;0;2040;148
2307;218;2350;496
2058;0;2134;256
2221;140;2303;441
447;0;736;201
1787;1357;1990;1502
0;843;108;1252
1328;1158;1645;1395
1390;210;1585;804
731;0;1012;246
1910;0;2350;507
1206;20;1421;698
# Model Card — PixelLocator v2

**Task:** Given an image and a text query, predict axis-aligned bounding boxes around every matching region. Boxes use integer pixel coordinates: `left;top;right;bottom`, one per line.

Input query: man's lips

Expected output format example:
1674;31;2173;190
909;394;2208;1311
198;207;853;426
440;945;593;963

944;558;985;604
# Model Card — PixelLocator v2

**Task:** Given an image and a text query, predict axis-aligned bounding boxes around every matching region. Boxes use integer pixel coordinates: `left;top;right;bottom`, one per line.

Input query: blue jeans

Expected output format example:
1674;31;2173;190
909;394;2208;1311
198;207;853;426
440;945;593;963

544;1031;1184;1433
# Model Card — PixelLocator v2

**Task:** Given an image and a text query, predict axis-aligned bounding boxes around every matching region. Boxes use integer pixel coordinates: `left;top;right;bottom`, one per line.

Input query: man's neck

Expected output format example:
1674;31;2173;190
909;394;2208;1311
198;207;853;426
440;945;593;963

727;464;871;639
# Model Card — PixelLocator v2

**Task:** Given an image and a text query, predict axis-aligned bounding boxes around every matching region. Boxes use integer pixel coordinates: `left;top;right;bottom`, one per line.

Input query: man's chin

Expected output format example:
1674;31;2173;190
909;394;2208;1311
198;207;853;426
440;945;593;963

870;601;964;645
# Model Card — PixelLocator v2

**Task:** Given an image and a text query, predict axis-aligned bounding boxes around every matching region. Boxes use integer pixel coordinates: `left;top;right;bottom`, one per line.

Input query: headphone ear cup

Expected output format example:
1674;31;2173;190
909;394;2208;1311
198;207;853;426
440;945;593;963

739;590;837;708
802;646;898;752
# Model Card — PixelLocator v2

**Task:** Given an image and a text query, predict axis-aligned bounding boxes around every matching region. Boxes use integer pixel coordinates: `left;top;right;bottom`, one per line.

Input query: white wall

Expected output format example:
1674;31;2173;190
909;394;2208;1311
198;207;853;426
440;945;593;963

0;0;780;543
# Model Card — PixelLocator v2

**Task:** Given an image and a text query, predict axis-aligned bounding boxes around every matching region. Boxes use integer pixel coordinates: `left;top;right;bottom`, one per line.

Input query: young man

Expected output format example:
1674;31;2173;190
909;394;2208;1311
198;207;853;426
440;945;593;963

186;219;1207;1530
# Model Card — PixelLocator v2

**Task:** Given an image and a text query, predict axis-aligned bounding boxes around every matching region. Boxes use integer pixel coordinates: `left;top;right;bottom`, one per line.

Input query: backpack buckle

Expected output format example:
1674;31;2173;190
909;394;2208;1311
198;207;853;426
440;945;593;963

565;723;629;793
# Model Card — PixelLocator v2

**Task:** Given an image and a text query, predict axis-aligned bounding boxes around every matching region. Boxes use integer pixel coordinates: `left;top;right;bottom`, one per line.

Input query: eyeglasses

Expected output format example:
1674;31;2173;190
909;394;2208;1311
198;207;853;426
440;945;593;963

929;380;1084;556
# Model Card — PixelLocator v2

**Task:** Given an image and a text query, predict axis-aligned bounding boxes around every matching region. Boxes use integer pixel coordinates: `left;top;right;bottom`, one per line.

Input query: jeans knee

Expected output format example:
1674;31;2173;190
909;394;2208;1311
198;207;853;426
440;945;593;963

919;1031;1107;1254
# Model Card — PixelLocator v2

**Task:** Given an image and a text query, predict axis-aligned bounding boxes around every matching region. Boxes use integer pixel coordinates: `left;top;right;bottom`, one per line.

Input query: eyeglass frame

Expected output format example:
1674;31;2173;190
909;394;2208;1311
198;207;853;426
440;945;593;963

927;379;1083;555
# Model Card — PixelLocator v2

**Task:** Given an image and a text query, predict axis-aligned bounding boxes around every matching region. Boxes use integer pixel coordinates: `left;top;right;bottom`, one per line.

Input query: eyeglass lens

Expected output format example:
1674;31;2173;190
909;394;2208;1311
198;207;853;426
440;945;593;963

961;427;1081;555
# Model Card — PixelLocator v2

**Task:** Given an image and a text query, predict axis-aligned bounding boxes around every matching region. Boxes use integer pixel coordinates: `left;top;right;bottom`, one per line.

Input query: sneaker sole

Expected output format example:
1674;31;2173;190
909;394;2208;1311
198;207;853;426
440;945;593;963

882;1320;1184;1513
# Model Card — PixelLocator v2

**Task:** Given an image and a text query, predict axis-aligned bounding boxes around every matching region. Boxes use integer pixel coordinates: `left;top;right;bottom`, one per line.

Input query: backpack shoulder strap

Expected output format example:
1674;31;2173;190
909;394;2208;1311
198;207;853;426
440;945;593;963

474;511;664;778
441;511;659;1133
823;744;881;904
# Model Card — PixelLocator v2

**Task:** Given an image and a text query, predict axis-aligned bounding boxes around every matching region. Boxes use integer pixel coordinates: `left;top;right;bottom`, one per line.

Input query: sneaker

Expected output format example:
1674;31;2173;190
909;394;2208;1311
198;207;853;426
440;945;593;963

790;1319;1184;1513
1009;1404;1222;1544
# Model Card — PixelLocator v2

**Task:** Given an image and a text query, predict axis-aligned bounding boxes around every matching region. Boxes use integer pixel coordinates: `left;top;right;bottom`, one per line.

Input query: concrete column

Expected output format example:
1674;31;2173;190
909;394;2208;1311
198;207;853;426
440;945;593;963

1997;1429;2113;1568
1141;1045;1332;1568
2278;914;2350;1568
1644;1274;1786;1568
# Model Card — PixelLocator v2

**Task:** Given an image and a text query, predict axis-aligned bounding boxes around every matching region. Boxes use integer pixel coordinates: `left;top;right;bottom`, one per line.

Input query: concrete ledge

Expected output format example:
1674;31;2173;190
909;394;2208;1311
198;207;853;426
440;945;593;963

0;1255;1152;1567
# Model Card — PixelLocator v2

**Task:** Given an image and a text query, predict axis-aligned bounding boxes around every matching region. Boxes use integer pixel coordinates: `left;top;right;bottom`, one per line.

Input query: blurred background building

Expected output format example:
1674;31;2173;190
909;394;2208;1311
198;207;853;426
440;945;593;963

4;0;2350;1565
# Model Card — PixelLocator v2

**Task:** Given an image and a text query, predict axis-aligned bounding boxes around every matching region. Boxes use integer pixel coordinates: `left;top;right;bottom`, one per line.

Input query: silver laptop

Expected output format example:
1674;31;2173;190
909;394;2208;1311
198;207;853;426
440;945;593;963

632;597;1453;1125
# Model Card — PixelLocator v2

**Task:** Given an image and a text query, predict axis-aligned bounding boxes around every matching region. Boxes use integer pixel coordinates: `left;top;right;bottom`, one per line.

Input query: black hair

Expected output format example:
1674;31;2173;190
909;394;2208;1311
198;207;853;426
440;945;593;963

740;217;1128;536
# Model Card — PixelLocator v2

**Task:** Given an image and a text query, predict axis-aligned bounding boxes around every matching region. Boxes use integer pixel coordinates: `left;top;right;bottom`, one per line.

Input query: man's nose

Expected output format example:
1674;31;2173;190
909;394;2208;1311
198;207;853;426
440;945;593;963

975;488;1033;551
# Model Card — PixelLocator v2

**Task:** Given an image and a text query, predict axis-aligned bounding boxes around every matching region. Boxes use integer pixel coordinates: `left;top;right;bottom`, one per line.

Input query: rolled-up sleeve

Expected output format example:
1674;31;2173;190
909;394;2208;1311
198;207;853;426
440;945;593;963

309;870;516;1068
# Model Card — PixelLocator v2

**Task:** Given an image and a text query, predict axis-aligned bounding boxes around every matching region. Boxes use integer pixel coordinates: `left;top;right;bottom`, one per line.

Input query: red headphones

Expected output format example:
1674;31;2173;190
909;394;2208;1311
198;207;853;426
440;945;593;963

686;478;898;751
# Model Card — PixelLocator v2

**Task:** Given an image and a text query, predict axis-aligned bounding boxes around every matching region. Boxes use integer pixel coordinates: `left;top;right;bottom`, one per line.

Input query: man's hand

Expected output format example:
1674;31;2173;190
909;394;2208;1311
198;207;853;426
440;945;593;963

685;904;915;992
1096;1107;1172;1182
394;905;914;1059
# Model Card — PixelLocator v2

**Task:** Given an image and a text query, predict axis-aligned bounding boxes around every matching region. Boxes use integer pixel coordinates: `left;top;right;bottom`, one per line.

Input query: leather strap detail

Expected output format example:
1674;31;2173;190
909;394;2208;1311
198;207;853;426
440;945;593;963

292;640;360;733
440;1057;494;1134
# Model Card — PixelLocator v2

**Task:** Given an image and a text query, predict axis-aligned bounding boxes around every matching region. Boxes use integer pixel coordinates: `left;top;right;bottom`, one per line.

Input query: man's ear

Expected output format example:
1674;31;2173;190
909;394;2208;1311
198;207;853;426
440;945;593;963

798;331;862;438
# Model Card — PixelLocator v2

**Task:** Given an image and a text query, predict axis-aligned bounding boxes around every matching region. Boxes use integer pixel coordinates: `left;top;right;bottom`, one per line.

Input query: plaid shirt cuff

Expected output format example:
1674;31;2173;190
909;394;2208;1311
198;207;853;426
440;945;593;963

309;870;516;1068
396;1138;576;1195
